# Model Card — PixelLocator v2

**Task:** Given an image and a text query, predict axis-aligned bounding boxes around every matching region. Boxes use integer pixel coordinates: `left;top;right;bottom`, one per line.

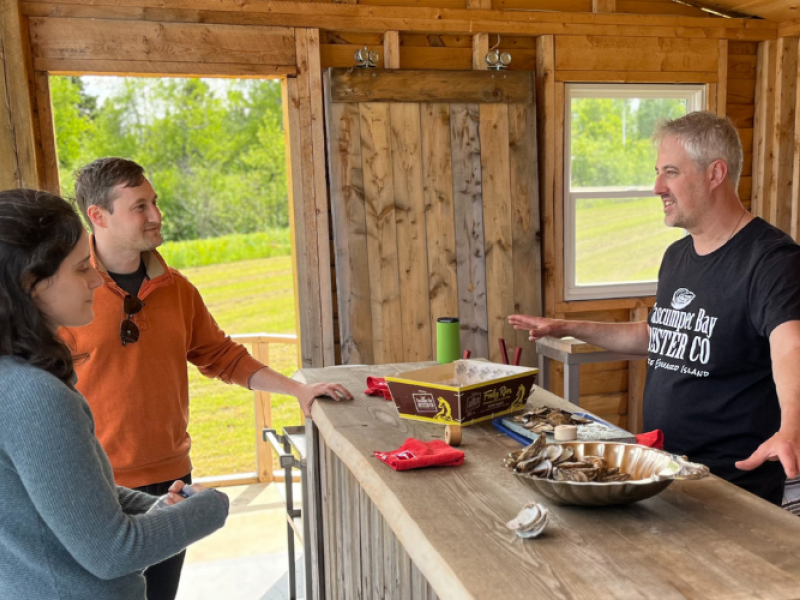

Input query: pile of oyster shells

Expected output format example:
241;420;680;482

503;433;631;483
509;406;592;434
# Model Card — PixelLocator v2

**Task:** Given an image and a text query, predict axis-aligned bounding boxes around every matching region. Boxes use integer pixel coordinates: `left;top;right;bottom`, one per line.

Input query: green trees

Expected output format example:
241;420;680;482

50;76;287;241
570;97;686;189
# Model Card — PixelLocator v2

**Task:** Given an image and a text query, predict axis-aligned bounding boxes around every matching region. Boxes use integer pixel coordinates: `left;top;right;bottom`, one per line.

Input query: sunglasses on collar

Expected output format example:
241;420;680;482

120;295;144;346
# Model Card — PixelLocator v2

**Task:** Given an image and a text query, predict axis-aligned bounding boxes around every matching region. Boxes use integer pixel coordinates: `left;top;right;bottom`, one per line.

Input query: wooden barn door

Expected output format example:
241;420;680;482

325;68;542;366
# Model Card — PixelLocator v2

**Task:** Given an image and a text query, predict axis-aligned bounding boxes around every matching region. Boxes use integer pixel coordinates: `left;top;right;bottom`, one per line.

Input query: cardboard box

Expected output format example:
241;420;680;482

385;360;538;426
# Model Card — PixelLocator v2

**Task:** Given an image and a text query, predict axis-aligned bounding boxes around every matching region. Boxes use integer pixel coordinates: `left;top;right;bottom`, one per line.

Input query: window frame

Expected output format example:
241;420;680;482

563;83;706;301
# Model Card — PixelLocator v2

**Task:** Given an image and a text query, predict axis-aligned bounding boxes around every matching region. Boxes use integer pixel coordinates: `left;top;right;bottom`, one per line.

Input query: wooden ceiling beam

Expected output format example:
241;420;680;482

19;0;777;40
22;2;777;41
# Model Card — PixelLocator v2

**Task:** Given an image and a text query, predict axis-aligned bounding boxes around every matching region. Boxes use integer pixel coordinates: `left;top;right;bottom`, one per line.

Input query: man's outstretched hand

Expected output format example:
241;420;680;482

507;315;564;342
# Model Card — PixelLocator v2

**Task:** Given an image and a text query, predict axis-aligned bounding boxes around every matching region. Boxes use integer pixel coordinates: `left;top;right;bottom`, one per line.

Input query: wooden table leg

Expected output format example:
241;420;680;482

538;354;551;391
564;363;580;406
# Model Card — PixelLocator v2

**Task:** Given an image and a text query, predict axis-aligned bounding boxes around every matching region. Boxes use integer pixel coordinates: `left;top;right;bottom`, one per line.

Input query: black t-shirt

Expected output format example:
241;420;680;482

643;217;800;501
107;257;148;298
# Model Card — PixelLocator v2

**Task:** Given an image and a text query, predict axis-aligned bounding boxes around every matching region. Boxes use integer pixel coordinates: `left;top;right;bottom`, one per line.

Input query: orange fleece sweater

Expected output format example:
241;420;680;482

60;243;263;488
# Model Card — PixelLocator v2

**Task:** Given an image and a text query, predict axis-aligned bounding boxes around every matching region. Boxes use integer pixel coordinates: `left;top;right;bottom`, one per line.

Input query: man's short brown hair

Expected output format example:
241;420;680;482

74;158;146;227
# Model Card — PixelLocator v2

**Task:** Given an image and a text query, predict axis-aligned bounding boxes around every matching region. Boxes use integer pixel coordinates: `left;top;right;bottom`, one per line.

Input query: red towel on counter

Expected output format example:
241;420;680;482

373;438;465;471
635;430;664;450
364;376;393;400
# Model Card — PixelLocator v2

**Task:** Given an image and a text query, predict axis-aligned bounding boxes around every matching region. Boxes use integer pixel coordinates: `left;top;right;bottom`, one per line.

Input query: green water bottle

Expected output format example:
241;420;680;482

436;317;461;364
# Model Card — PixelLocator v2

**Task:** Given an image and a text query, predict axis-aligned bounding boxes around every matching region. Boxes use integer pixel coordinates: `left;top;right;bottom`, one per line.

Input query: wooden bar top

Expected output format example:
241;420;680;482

298;361;800;600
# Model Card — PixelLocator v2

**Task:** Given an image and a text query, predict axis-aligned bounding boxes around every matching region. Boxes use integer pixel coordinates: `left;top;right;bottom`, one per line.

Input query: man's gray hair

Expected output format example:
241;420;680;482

653;111;743;190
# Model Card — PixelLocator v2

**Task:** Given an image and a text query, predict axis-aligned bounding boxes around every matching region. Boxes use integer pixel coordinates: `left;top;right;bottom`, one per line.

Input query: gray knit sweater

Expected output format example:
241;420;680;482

0;357;229;599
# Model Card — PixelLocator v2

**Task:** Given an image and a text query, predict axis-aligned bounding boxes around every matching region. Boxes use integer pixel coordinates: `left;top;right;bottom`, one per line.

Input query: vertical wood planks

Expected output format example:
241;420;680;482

306;29;337;367
553;82;566;307
472;32;489;71
769;36;798;234
752;40;776;221
360;102;404;363
318;436;439;599
536;35;557;317
284;77;313;369
0;0;39;189
480;102;517;363
33;71;59;194
390;102;433;361
326;75;375;365
292;30;326;369
384;30;400;69
508;97;543;367
450;103;490;359
717;40;728;116
422;103;459;357
325;68;540;366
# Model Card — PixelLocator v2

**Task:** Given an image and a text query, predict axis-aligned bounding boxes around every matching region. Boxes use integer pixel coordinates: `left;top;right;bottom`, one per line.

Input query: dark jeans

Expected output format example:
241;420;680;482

136;473;192;600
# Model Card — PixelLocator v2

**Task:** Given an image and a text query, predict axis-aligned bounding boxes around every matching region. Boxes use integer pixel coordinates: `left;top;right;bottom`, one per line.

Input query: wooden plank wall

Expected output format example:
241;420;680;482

325;68;540;366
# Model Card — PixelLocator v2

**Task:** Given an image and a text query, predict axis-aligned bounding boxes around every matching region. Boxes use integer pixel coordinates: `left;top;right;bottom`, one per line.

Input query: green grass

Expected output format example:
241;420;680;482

182;255;302;478
575;197;684;285
159;230;291;270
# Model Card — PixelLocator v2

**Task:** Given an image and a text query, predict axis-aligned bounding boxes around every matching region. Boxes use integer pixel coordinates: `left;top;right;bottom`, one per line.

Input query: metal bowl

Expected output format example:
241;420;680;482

512;441;709;506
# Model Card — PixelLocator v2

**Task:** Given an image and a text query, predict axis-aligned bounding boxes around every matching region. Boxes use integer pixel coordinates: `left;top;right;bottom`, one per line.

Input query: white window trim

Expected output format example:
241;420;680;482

564;83;706;301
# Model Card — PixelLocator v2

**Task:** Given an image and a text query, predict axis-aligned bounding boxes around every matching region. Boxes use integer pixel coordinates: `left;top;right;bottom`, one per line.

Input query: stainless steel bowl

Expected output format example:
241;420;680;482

512;441;709;506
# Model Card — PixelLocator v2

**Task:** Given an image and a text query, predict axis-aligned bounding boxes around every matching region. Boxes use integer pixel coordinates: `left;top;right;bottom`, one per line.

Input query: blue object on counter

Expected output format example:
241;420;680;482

492;418;531;446
493;411;636;445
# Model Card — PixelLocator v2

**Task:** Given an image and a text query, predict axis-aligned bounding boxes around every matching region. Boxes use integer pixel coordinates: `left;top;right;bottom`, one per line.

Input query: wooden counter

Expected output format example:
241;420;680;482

297;362;800;600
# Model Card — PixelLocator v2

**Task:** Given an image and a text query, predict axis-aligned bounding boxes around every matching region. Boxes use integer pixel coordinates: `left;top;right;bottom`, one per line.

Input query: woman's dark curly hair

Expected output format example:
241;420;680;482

0;189;85;386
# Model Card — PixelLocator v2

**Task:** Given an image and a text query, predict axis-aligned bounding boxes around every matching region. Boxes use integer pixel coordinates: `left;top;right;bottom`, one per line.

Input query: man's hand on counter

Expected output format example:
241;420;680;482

296;382;354;417
247;366;354;417
735;431;800;479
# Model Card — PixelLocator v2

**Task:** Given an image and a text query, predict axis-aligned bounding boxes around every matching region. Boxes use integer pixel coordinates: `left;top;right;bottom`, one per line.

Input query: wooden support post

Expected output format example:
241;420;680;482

752;40;776;222
716;40;728;116
769;36;798;234
536;35;556;318
472;32;489;71
33;72;60;194
288;28;335;368
383;30;400;69
0;0;40;189
252;339;275;483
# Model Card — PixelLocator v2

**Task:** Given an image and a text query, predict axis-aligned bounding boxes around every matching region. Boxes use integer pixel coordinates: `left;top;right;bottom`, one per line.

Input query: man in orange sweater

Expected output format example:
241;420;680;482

61;157;353;600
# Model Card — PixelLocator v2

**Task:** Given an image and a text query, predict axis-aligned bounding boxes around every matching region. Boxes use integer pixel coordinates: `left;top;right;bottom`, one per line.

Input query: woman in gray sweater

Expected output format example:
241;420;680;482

0;189;229;599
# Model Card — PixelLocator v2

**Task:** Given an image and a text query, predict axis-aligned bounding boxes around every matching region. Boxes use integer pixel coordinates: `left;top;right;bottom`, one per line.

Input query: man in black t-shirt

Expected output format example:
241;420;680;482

509;111;800;505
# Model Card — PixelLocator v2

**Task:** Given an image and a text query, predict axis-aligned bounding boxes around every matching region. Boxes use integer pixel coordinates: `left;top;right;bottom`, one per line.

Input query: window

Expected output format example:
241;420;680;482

564;83;706;301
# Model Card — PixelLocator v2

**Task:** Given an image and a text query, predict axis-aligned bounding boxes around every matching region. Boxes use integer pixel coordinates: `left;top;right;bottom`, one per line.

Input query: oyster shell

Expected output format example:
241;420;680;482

505;503;549;539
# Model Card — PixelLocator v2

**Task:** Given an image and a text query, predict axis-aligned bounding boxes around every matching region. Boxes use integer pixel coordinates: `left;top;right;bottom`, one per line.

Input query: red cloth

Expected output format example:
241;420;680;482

635;430;664;450
365;376;393;400
373;438;465;471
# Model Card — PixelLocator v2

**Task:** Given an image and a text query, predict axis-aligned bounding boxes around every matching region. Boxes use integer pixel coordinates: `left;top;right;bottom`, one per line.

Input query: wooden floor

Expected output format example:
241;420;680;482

176;483;300;600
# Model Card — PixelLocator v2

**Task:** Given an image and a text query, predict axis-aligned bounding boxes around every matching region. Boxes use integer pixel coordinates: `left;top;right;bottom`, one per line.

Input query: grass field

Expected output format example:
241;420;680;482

575;197;683;284
182;255;302;478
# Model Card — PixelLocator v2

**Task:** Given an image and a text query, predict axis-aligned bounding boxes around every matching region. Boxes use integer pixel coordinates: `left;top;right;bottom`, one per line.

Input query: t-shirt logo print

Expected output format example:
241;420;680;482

671;288;696;310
